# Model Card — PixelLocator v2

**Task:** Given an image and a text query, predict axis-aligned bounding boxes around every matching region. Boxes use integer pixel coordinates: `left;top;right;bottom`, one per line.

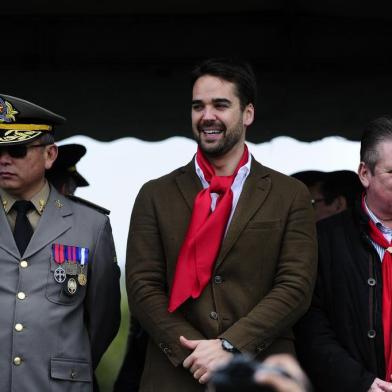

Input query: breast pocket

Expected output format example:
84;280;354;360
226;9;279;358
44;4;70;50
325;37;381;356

246;219;282;230
50;357;92;392
46;256;87;306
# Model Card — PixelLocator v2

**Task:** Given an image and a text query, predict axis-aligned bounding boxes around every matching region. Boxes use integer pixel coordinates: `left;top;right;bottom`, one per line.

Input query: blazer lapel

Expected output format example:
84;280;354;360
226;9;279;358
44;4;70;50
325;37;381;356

0;207;20;259
215;160;272;269
23;188;72;258
175;159;203;211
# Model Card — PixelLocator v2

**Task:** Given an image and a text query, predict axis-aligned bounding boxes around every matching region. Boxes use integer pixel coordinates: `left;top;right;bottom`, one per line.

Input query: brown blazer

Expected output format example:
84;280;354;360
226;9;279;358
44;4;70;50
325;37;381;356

126;157;317;392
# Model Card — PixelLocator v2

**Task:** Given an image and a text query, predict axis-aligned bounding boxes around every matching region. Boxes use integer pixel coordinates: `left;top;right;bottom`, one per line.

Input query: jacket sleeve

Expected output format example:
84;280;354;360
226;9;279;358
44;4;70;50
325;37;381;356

85;217;121;369
126;182;205;367
219;184;318;354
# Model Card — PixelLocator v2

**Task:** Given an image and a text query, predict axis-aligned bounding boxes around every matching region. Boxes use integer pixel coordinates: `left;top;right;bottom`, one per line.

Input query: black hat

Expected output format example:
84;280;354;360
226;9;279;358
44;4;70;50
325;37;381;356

0;94;65;146
46;144;89;187
291;170;326;186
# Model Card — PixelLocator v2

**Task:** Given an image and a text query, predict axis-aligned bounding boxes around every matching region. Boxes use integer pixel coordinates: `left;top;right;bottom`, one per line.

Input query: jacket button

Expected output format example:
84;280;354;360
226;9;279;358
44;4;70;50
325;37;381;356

209;311;218;320
368;278;376;286
70;370;78;379
163;347;172;355
15;323;24;332
214;276;223;284
368;329;376;338
17;292;26;300
256;343;266;353
20;260;28;268
13;357;22;366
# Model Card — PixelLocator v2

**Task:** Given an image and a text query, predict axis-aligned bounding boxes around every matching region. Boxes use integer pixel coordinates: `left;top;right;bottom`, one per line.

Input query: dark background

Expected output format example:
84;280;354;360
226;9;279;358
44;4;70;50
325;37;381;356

3;0;392;142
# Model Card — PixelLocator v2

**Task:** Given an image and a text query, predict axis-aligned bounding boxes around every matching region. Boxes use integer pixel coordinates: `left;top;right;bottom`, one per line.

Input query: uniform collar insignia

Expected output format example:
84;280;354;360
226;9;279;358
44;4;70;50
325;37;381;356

39;199;46;213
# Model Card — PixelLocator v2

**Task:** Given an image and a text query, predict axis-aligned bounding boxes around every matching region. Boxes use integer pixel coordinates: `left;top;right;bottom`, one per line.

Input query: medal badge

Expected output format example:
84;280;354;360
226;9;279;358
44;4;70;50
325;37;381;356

77;247;89;286
52;244;89;288
65;245;78;275
52;244;66;284
67;277;78;295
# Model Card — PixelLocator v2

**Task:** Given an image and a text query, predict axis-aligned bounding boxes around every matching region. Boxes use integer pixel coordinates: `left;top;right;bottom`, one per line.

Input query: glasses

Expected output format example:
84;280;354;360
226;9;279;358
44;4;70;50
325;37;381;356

0;143;52;159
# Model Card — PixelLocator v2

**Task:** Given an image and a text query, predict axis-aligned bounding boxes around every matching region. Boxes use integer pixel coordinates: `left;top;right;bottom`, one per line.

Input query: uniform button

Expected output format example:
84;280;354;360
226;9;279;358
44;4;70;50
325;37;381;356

70;370;78;379
163;347;172;355
256;343;266;353
368;329;376;338
159;342;165;349
15;323;24;332
20;260;28;268
17;292;26;300
13;357;22;366
209;311;218;320
368;278;376;286
214;275;223;284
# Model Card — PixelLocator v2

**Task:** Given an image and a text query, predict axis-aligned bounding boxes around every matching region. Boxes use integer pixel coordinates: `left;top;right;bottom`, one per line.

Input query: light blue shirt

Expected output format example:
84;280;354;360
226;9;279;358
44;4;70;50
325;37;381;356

364;198;392;262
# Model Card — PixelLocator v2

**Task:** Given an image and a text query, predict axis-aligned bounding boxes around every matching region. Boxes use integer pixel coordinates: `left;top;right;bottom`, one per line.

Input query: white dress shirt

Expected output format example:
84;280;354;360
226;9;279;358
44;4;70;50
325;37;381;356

195;151;252;230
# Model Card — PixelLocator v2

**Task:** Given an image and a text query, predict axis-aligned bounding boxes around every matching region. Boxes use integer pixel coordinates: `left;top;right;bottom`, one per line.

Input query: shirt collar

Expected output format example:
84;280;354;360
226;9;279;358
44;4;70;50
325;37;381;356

0;181;50;215
195;149;252;185
364;196;392;234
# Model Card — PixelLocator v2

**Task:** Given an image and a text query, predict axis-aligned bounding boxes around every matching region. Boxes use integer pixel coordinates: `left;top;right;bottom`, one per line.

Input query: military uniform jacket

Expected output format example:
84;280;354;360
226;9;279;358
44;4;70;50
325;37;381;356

0;186;121;392
126;158;318;392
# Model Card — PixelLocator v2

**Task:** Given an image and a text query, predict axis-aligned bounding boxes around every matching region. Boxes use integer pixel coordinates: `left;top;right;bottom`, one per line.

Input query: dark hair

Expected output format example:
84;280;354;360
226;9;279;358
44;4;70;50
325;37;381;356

321;170;363;209
291;171;326;187
190;58;257;110
39;133;55;145
360;116;392;173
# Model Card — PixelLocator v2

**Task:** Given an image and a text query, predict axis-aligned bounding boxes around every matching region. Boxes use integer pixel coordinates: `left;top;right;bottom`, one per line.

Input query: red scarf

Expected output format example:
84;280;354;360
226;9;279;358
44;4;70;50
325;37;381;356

168;145;249;312
364;196;392;380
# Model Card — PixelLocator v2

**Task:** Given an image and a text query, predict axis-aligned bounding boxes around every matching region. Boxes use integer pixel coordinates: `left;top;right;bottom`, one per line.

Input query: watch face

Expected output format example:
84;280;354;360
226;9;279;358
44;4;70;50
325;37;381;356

222;339;234;352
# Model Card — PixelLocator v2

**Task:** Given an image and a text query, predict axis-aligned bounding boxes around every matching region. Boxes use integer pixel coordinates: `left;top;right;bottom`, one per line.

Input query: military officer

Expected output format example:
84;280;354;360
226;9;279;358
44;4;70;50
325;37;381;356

0;94;121;391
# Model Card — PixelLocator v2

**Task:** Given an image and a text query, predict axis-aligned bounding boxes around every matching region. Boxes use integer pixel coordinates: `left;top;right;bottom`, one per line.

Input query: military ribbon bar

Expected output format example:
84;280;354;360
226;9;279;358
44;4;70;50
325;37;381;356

80;247;89;266
65;245;77;264
52;243;65;264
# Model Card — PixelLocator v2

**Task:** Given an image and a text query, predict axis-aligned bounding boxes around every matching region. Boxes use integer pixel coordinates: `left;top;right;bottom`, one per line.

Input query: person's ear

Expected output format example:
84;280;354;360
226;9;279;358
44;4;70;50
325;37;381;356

333;195;347;213
358;162;370;189
44;144;58;170
243;103;254;127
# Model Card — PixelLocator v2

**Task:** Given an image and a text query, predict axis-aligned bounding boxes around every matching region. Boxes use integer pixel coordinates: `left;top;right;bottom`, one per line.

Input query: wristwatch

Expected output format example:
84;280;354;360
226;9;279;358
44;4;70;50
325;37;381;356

220;338;240;353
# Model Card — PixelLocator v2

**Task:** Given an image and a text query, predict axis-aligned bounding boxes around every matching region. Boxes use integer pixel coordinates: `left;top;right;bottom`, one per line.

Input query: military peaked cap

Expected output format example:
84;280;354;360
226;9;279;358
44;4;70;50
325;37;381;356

0;94;65;146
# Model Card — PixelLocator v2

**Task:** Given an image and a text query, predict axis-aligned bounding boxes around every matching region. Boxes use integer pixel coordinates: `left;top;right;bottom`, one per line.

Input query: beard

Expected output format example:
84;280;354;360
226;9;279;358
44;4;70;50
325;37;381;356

194;119;244;158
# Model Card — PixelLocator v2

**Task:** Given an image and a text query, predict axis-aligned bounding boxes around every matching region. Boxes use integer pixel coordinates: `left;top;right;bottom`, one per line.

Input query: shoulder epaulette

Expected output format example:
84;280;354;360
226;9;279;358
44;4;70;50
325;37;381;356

66;195;110;215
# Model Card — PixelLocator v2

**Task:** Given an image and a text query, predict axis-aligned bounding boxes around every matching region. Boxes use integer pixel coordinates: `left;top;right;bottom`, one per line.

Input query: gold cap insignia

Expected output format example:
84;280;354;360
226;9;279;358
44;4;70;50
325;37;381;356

0;98;18;123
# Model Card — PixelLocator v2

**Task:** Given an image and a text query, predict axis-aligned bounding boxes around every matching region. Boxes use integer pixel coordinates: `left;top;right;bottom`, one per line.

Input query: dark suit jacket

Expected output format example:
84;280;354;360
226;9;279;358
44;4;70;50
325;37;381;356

0;186;121;392
126;158;317;392
295;206;384;392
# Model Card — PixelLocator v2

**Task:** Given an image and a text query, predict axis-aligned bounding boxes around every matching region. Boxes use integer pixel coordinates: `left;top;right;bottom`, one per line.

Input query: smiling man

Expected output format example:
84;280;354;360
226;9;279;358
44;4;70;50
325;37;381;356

126;58;317;391
0;94;120;392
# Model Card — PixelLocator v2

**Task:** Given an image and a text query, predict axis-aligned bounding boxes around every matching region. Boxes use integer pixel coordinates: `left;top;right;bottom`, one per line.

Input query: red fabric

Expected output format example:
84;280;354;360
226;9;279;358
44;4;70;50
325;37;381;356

168;145;249;312
365;197;392;380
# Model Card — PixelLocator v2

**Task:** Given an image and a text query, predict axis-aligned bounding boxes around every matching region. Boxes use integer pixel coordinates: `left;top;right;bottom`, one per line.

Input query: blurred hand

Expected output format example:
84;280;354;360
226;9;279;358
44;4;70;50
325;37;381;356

254;354;310;392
